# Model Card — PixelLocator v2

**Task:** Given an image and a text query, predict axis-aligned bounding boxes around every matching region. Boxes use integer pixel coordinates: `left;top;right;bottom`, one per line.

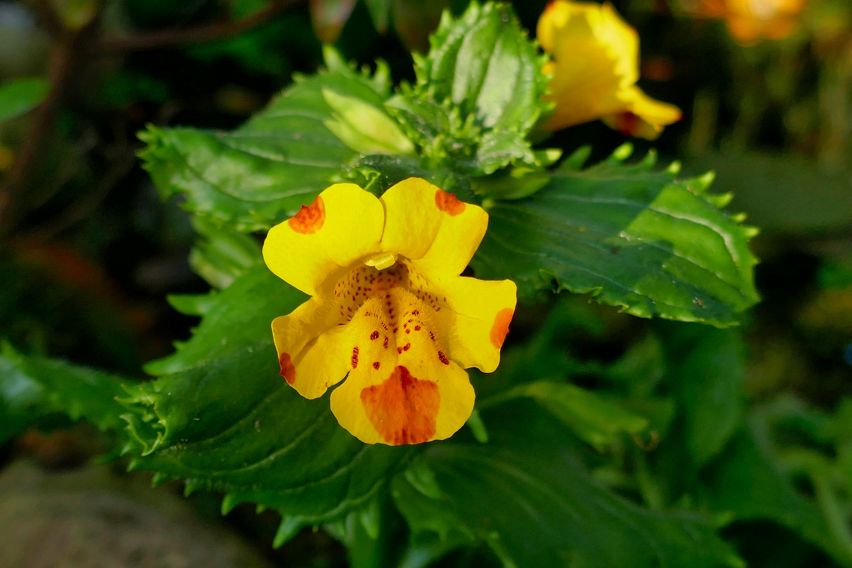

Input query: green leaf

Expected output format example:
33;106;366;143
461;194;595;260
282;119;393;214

416;2;547;135
663;325;745;466
473;149;760;326
0;77;49;123
0;345;129;439
703;426;852;566
125;342;413;536
393;401;742;568
144;266;306;376
126;267;414;541
687;151;852;237
188;217;262;289
140;60;394;232
322;89;414;155
482;381;648;451
409;2;550;174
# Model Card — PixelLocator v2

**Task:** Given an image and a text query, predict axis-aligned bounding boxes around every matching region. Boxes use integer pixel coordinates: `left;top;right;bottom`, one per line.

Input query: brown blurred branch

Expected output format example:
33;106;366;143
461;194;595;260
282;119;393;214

96;0;298;53
0;2;103;237
0;0;302;237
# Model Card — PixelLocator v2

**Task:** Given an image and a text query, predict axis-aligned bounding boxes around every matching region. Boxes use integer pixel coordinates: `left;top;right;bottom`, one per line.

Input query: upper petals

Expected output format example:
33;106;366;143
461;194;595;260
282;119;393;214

539;2;638;84
380;178;489;278
263;183;384;296
441;277;518;373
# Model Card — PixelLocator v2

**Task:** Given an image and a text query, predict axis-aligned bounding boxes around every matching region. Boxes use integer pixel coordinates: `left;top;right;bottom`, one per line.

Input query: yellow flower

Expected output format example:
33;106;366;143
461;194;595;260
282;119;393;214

263;178;517;446
537;1;682;139
692;0;806;44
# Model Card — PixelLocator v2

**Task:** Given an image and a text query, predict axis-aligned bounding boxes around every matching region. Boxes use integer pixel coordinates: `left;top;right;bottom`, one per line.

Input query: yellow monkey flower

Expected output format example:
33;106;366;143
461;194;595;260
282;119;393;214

263;178;517;446
538;1;682;139
692;0;806;44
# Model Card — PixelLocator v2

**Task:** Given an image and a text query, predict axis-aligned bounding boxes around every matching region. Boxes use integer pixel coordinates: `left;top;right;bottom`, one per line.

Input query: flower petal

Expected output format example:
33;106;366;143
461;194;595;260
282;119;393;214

379;178;488;278
602;88;682;140
263;183;384;295
271;299;350;399
442;276;517;373
330;349;474;446
538;1;638;83
538;2;640;130
323;284;474;445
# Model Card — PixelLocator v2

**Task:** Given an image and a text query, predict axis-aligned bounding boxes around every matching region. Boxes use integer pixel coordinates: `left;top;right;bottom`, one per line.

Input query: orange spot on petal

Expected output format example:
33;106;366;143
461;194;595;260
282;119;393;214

288;196;325;233
490;308;514;348
278;352;296;385
360;365;440;445
435;190;465;216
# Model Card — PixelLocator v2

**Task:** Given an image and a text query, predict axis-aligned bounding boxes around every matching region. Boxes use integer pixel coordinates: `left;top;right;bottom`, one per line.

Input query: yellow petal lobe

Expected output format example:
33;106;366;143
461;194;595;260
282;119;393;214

442;277;518;373
263;183;384;296
360;365;441;445
380;178;488;278
271;299;350;399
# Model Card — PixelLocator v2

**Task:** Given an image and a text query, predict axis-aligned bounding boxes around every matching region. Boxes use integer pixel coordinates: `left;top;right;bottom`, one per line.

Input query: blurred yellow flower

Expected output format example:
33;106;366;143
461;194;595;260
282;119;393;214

537;1;682;139
693;0;806;43
263;179;516;445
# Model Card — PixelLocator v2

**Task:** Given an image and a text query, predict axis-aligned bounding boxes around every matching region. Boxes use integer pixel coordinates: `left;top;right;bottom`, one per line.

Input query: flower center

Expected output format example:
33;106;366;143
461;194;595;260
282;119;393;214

333;258;441;321
332;258;453;371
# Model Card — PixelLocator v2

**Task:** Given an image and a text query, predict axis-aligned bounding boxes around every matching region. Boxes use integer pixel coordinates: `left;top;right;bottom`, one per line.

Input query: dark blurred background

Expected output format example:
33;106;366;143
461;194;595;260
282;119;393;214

0;0;849;566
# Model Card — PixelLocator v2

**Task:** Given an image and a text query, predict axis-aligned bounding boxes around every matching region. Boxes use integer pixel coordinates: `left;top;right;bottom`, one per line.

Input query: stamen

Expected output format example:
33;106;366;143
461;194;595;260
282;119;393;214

364;252;397;270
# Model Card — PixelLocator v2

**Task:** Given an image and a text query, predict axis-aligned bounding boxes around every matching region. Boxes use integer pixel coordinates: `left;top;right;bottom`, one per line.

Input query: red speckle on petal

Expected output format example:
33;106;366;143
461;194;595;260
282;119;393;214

435;189;465;216
288;196;325;233
370;330;380;340
279;352;296;385
360;366;440;445
438;351;449;365
614;112;640;137
372;361;381;370
351;346;360;369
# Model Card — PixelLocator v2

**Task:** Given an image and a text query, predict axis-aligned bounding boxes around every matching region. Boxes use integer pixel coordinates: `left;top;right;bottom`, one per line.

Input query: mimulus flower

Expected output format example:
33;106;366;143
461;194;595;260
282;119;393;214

263;178;517;445
690;0;806;44
537;1;682;139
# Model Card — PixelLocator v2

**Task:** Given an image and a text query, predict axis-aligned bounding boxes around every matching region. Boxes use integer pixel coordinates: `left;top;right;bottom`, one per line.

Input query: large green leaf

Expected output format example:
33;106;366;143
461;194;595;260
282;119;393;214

125;267;414;544
144;266;303;376
703;425;852;566
473;148;760;326
140;54;399;232
188;217;262;289
481;381;648;452
662;325;745;466
393;401;742;568
0;346;129;442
